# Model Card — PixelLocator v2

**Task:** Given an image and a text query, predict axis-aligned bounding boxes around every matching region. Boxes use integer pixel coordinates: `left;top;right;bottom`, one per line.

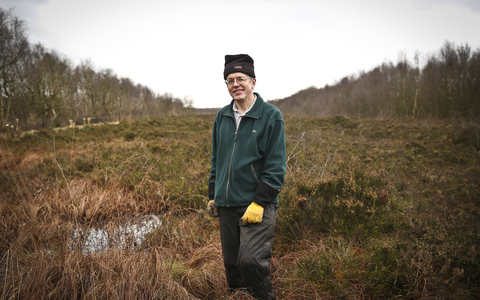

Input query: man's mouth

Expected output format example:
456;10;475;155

233;89;244;95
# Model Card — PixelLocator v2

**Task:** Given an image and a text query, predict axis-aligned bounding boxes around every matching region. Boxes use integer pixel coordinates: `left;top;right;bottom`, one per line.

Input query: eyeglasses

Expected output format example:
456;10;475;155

225;77;252;86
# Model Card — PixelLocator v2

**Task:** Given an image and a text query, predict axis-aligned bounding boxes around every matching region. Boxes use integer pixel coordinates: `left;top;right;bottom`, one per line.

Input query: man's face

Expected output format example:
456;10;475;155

226;72;256;102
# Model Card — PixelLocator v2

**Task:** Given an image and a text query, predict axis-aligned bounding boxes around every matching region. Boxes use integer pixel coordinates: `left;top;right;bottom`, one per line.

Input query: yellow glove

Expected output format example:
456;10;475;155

241;202;264;225
207;200;219;218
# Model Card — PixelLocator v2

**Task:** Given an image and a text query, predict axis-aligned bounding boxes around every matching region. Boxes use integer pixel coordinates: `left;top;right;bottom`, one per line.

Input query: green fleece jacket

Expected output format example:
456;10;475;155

208;93;287;208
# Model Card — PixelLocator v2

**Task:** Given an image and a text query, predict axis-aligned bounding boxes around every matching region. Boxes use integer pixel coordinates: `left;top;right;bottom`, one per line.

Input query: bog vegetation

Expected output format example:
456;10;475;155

1;114;479;299
2;6;480;300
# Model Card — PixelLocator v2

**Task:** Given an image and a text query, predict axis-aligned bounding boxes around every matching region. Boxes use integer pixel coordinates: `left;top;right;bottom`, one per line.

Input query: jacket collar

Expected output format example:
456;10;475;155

225;92;264;119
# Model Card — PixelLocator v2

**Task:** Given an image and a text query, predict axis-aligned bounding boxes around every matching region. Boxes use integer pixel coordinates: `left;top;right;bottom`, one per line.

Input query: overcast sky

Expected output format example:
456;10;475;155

1;0;480;108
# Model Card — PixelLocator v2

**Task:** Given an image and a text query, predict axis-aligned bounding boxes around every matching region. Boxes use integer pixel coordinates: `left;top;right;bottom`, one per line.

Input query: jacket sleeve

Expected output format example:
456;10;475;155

252;118;287;207
208;115;218;200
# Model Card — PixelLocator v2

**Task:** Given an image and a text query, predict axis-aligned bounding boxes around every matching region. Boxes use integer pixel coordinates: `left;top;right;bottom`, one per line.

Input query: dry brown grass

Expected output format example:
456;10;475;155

1;114;480;299
0;175;235;299
0;132;230;298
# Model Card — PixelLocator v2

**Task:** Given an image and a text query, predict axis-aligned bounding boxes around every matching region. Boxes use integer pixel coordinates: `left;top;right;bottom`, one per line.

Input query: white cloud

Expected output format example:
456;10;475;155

413;0;480;13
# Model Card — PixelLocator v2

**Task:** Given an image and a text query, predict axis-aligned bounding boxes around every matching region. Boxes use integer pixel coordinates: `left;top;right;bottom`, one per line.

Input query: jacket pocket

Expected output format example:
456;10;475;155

251;164;259;183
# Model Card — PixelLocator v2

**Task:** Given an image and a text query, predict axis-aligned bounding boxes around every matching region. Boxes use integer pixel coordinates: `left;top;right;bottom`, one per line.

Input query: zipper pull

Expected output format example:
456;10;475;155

234;131;238;142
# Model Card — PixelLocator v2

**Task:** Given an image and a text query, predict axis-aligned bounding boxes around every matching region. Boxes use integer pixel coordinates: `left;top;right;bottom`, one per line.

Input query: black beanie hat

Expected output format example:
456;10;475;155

224;54;255;80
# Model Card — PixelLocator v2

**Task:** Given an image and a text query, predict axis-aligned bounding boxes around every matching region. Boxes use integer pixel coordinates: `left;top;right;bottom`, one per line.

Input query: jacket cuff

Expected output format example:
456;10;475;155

208;181;215;200
252;181;279;207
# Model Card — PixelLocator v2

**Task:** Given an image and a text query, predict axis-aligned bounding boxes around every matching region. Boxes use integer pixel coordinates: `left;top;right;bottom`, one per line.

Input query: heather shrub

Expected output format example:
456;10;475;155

278;157;395;240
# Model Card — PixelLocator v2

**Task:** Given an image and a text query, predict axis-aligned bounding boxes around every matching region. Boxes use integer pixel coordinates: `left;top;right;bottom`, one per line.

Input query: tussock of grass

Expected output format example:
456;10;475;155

1;115;480;299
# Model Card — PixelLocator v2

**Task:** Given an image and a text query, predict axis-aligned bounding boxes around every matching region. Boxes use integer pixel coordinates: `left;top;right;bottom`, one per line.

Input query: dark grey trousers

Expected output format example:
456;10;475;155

218;204;277;300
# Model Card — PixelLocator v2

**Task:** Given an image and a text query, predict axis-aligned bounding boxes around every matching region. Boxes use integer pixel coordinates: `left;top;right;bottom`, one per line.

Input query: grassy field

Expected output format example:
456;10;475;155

1;114;479;299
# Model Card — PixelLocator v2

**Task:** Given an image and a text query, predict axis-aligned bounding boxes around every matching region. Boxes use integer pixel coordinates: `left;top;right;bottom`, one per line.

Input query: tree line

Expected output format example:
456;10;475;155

1;8;192;133
271;41;480;121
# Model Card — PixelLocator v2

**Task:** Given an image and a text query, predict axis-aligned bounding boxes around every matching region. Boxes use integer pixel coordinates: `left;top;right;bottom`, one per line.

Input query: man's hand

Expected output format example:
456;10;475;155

241;202;264;225
207;200;219;218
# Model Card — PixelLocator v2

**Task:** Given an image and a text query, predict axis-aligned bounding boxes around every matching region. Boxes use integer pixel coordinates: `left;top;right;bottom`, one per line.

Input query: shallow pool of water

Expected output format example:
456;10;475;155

69;215;162;254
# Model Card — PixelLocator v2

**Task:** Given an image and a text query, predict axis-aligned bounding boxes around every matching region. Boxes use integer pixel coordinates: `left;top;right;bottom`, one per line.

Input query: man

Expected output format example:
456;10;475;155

207;54;287;300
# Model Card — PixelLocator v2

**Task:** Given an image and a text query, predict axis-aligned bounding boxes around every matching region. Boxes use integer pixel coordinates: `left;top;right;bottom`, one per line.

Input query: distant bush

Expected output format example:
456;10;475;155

124;131;136;141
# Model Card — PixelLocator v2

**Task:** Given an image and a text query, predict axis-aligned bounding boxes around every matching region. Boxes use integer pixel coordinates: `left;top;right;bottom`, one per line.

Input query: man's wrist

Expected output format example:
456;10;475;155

208;181;215;200
252;181;279;207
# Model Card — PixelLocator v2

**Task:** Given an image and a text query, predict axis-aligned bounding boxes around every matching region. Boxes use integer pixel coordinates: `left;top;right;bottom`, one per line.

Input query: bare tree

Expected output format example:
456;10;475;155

0;8;29;130
96;68;120;122
70;59;96;124
23;44;72;128
411;51;421;119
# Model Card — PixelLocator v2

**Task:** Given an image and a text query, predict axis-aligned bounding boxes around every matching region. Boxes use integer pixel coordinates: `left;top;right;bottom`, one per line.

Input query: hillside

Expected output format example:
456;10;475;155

270;42;480;121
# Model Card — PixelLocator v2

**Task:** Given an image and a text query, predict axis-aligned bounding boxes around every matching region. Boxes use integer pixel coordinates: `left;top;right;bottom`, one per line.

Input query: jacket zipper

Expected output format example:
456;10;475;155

226;129;237;207
224;113;259;207
224;113;237;207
